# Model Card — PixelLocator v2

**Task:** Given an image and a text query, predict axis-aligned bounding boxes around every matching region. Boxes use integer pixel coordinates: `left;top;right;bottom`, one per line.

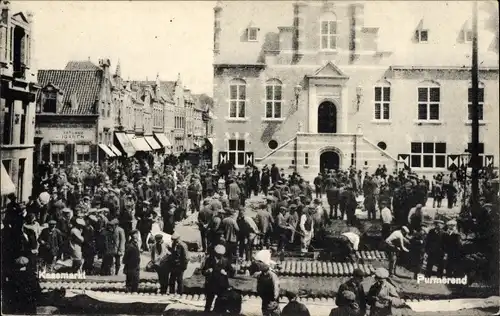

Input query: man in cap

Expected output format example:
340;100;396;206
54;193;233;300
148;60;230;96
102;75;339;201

336;268;366;314
330;291;362;316
220;208;240;264
282;290;310;316
255;202;274;249
313;173;323;199
256;254;281;316
123;229;141;292
69;218;86;272
276;206;289;253
100;218;126;276
443;219;463;277
367;268;400;316
2;256;41;315
198;199;214;253
384;226;410;277
380;200;393;240
82;215;98;275
150;234;171;294
202;244;235;312
409;224;426;280
407;204;424;232
299;206;315;252
425;219;445;277
167;233;189;294
38;219;64;271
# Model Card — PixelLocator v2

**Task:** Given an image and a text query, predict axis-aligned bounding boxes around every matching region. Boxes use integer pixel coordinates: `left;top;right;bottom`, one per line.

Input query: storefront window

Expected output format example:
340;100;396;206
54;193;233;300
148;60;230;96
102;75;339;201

76;144;91;162
51;143;65;165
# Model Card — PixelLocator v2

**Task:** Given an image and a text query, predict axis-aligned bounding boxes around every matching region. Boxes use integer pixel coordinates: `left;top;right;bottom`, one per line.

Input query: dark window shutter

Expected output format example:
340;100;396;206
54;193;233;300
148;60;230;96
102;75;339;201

90;144;98;162
65;143;75;165
41;143;50;163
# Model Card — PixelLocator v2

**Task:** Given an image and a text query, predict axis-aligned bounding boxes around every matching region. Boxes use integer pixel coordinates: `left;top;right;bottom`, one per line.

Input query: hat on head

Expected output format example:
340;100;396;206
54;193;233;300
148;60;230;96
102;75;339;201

416;204;423;209
109;218;119;225
130;229;140;235
266;195;274;201
48;220;57;225
155;234;164;241
83;195;91;200
289;204;297;209
313;198;321;204
342;290;356;302
401;226;409;234
171;233;180;240
15;256;29;267
447;220;457;226
434;219;444;225
75;218;86;226
62;208;72;213
374;267;389;279
214;244;226;255
353;268;364;278
88;215;98;222
284;290;298;300
280;206;287;211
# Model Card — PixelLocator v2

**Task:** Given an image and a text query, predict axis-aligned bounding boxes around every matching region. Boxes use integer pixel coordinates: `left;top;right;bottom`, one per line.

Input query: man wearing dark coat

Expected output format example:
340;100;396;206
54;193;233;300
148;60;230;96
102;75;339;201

123;230;141;292
336;268;366;314
201;244;235;312
282;291;311;316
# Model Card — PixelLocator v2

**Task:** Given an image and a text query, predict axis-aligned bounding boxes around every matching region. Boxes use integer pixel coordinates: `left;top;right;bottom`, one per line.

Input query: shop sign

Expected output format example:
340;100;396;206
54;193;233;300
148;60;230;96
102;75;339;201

41;127;95;142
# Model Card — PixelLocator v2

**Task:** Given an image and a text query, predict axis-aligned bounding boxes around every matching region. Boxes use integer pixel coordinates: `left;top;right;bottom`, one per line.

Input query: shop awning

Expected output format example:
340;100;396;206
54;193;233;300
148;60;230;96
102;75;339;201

154;133;172;148
115;132;136;157
144;136;161;150
109;144;122;156
98;144;116;157
1;164;16;196
127;134;152;152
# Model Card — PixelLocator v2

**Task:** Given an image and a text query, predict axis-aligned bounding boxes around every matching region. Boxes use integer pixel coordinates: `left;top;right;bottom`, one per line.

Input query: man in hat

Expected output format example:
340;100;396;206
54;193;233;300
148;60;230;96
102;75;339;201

336;268;366;314
237;207;260;261
221;208;239;264
150;234;171;294
227;178;241;210
82;215;98;275
282;290;310;316
255;202;274;249
380;201;393;240
69;218;86;272
201;244;235;312
425;220;445;277
256;256;281;316
101;219;126;276
443;219;462;277
276;206;289;253
330;291;362;316
344;185;358;226
2;256;41;315
38;220;64;271
299;206;315;252
384;226;410;276
123;229;141;292
167;233;189;294
313;173;323;199
367;268;400;316
198;199;214;253
409;224;426;280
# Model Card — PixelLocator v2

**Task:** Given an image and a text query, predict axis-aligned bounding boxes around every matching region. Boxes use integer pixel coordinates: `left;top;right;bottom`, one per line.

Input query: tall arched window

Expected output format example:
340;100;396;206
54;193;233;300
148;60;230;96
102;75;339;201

417;80;440;121
265;79;282;119
229;78;246;118
320;12;337;50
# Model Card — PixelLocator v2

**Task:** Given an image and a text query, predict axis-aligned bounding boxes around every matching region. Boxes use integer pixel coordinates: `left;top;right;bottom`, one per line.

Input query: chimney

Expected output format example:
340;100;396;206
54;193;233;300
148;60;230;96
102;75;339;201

213;1;223;55
349;3;364;63
98;58;111;68
293;1;308;56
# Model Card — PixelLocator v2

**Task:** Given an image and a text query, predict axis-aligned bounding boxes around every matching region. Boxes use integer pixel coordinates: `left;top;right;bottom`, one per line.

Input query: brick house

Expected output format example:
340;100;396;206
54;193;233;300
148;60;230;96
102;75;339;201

212;1;499;181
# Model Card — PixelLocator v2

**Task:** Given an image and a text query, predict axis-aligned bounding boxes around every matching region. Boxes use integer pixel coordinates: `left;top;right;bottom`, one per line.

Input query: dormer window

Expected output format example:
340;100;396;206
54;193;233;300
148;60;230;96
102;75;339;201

247;27;259;41
415;30;428;43
43;92;57;113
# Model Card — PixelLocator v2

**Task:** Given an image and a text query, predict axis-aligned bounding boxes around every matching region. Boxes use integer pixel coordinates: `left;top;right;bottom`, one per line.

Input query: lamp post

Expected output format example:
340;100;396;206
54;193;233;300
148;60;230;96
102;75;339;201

460;152;471;207
470;1;480;215
293;84;302;172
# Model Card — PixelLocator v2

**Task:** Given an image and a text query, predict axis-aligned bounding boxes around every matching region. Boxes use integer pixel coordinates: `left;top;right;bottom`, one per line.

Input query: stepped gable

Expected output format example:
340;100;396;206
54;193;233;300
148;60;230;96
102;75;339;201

130;80;176;103
38;69;103;115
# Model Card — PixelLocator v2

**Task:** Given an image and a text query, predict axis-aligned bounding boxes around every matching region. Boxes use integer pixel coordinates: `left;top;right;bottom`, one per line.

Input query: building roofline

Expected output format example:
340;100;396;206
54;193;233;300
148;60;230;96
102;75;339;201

213;63;266;68
36;113;99;117
390;65;499;71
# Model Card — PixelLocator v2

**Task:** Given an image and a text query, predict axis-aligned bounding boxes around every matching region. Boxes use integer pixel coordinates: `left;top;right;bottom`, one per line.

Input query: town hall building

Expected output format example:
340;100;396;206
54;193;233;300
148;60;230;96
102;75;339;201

211;0;499;181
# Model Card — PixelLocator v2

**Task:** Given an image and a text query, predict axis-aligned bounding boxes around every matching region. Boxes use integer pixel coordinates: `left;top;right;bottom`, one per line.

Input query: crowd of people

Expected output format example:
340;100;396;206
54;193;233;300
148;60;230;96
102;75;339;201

1;152;498;315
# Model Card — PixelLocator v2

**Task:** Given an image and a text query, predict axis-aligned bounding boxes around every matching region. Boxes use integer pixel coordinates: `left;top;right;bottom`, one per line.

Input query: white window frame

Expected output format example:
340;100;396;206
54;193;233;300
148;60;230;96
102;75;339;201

265;79;283;119
467;84;485;122
320;13;338;51
417;84;441;121
228;139;246;167
76;144;91;162
51;143;66;165
374;85;391;121
416;29;429;43
228;79;246;118
410;142;447;169
247;27;259;41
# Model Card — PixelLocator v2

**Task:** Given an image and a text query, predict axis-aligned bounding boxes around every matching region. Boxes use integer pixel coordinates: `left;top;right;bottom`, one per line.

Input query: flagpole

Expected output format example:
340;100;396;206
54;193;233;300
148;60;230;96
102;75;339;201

470;0;479;216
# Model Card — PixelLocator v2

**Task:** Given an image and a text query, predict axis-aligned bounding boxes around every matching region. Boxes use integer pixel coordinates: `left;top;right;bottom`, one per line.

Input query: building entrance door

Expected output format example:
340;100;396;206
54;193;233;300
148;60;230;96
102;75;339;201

317;101;337;133
320;151;340;172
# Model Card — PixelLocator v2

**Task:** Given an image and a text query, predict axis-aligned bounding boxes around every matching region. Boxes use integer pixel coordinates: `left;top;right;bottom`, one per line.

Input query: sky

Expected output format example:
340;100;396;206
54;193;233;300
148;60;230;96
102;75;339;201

13;1;216;96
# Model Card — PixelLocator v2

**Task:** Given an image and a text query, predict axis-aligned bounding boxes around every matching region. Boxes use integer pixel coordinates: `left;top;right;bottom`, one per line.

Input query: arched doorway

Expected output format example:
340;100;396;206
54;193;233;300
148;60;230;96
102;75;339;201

320;151;340;172
317;101;337;133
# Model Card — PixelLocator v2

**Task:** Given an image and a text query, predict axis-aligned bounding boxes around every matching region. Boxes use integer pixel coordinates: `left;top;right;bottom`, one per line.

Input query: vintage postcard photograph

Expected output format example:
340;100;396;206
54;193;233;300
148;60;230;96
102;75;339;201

1;0;499;315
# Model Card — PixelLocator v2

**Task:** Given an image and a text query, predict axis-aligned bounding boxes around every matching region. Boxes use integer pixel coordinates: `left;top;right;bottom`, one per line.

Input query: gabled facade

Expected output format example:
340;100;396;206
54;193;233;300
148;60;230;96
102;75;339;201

0;2;40;202
212;0;499;181
36;59;116;166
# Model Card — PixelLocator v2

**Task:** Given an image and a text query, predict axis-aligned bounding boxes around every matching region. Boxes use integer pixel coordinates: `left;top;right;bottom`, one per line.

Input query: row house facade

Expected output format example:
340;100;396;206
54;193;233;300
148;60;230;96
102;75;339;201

212;0;499;181
1;2;39;203
36;59;117;167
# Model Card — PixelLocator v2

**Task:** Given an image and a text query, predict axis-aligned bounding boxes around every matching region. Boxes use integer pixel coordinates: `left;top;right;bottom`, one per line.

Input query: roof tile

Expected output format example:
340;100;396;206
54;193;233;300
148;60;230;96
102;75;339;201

64;61;101;70
38;69;103;115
